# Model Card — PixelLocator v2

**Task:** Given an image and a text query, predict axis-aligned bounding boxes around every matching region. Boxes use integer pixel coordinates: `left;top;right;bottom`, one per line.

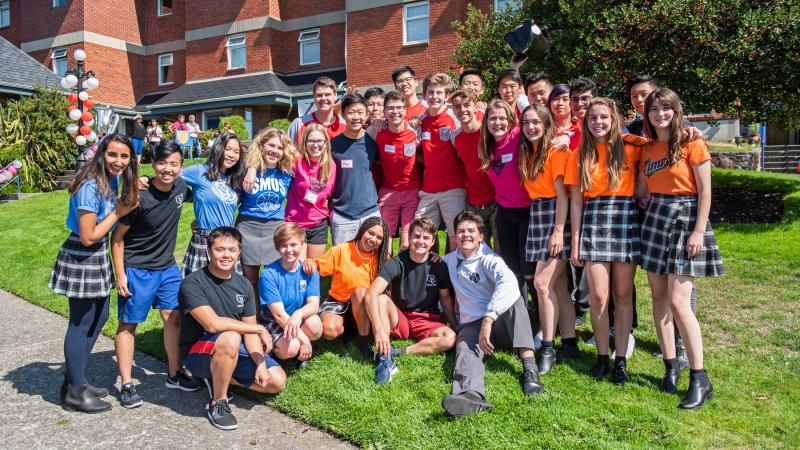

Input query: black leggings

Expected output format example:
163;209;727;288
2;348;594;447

495;205;535;296
64;297;109;387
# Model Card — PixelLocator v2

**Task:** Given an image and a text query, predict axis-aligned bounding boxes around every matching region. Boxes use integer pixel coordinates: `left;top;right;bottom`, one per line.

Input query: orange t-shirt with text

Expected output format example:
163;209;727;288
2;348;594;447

523;147;571;199
640;139;711;195
564;142;641;197
314;241;377;302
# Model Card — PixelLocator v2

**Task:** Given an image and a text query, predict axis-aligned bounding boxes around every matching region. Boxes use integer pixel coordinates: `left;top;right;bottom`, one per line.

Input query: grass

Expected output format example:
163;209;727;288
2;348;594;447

0;168;798;448
708;142;760;154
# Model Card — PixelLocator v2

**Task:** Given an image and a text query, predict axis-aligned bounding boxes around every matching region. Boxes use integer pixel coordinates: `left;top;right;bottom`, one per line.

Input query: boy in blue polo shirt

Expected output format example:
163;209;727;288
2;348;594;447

111;141;200;409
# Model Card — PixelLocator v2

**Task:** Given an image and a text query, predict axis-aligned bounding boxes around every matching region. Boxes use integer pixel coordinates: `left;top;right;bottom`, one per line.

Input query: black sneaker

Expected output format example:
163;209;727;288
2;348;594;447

612;361;630;386
120;383;143;409
166;369;202;392
442;392;493;417
203;378;233;409
521;369;544;396
207;399;238;430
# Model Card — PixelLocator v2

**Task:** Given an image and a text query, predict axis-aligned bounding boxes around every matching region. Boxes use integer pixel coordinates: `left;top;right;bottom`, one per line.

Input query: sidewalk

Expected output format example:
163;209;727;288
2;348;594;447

0;289;353;449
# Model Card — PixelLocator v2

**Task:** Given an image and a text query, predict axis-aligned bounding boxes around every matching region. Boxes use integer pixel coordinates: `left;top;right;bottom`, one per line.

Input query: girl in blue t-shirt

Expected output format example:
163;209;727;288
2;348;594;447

238;128;296;294
49;133;139;413
180;132;247;276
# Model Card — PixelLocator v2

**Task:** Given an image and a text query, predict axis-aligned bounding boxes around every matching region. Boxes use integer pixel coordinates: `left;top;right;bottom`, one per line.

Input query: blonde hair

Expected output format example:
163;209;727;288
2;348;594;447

450;89;479;105
478;99;518;173
518;103;555;183
577;98;625;192
422;73;455;95
247;127;296;174
273;222;306;248
298;123;333;184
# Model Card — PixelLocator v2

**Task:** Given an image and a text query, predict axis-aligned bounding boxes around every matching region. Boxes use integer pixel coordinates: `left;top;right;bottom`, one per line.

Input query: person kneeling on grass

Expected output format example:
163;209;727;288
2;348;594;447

365;217;458;384
441;211;543;418
258;222;323;367
179;227;286;431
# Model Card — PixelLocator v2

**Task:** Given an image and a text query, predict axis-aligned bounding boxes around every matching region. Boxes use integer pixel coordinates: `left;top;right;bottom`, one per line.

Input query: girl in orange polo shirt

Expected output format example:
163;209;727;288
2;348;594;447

639;88;723;409
520;104;576;374
303;216;390;358
565;97;645;386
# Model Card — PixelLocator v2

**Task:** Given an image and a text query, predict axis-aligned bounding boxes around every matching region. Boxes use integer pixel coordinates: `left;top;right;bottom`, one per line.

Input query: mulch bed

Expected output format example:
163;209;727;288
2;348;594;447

710;188;784;224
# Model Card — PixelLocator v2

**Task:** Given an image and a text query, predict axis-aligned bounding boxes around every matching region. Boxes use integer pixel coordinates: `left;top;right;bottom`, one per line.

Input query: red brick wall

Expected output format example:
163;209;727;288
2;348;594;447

277;23;345;73
281;0;343;20
84;0;143;44
185;0;276;30
19;0;84;43
0;0;21;46
140;0;185;44
185;29;272;81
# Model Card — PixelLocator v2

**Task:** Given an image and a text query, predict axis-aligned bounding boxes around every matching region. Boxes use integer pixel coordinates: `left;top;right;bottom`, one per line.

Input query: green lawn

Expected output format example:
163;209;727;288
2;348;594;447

708;142;760;154
0;168;797;448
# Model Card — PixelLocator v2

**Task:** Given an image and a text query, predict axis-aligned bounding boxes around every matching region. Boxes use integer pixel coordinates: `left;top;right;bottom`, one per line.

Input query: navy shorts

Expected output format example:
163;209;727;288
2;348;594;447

184;332;280;389
118;264;182;323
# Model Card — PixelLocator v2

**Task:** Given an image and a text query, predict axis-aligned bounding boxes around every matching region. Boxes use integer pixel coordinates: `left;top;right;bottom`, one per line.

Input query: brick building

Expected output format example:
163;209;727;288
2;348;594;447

0;0;517;134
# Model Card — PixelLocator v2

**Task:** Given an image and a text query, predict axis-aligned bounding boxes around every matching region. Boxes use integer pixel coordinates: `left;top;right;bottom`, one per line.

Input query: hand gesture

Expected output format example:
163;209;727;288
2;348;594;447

116;272;132;297
570;245;583;268
479;319;494;355
548;231;564;258
253;362;271;388
374;330;391;357
137;176;149;190
302;259;317;275
686;230;704;258
243;168;257;193
284;312;303;340
259;328;273;354
115;198;139;218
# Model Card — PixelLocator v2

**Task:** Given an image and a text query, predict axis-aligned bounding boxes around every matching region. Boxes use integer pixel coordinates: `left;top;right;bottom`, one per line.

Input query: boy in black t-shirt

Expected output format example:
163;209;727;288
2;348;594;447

365;218;458;384
111;142;199;409
179;227;285;431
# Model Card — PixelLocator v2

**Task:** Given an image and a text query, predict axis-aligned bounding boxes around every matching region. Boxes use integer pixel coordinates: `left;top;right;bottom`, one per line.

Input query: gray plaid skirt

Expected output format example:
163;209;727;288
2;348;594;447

579;196;641;263
318;297;350;316
182;229;242;277
526;197;571;262
259;313;286;343
49;233;114;298
640;194;724;277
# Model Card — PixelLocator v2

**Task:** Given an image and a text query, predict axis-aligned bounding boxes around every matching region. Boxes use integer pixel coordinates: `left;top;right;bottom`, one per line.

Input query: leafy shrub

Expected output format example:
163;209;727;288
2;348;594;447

268;118;290;133
219;115;249;140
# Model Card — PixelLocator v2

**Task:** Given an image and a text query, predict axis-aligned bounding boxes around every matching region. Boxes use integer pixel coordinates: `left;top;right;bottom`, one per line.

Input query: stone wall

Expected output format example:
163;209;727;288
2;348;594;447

710;150;761;171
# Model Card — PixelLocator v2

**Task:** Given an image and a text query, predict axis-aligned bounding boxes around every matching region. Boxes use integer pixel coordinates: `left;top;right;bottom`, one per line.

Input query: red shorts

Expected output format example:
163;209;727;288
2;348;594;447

390;307;447;341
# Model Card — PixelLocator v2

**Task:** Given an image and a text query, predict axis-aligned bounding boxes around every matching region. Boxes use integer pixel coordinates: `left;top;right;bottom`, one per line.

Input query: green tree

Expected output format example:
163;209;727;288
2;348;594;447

219;115;249;140
452;1;800;128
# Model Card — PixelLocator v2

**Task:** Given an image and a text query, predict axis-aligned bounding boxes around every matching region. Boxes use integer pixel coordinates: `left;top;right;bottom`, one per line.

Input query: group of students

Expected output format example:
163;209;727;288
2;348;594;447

49;59;723;430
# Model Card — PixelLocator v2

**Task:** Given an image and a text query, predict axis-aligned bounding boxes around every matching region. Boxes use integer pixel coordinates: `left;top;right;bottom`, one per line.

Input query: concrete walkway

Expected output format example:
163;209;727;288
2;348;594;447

0;290;353;449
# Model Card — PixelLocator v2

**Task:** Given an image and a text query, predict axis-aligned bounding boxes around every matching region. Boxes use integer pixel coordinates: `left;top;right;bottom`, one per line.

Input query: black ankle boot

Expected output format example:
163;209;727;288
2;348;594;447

679;370;714;409
62;373;108;402
612;358;629;386
63;383;112;414
589;356;610;381
660;359;681;394
537;347;557;374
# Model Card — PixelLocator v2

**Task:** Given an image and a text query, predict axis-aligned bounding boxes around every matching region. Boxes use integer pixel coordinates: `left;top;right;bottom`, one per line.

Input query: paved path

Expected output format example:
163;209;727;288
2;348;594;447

0;290;354;449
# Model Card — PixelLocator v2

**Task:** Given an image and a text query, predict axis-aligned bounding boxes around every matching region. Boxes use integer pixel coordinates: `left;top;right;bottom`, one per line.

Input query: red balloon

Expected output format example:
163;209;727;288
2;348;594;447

80;125;92;136
81;111;93;122
84;99;94;109
67;105;77;112
68;93;78;103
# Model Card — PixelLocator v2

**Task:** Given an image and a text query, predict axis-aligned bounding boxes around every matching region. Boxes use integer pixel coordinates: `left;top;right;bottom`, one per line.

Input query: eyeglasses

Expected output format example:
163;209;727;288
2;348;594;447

307;139;326;146
385;106;406;112
395;76;415;86
571;95;594;104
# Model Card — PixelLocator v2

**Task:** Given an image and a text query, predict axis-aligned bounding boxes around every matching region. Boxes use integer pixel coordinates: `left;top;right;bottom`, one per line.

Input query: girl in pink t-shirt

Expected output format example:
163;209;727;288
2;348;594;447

285;123;337;259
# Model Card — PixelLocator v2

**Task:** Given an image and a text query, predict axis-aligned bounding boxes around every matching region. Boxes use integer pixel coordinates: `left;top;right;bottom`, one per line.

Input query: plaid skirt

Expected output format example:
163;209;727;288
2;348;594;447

579;196;641;263
526;197;571;262
258;313;286;343
182;229;243;277
318;297;350;316
49;233;114;298
640;194;724;277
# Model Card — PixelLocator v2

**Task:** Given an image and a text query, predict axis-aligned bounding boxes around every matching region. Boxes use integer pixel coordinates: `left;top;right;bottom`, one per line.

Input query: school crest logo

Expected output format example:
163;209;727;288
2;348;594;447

175;193;184;207
300;280;307;292
426;274;437;287
212;180;239;205
235;294;245;307
467;272;480;283
256;191;281;212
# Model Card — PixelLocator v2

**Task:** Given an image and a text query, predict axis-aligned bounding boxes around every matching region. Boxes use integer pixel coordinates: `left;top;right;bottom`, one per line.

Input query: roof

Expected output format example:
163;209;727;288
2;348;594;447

0;36;62;95
146;69;346;113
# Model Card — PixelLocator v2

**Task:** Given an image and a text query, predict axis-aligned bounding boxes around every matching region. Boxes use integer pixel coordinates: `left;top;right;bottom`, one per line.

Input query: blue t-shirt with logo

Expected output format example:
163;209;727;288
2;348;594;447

258;259;320;318
181;164;240;230
65;177;119;235
238;168;293;220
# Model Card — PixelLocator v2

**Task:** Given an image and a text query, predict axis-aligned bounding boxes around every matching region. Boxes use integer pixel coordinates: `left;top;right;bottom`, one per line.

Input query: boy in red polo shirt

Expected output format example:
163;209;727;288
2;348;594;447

392;66;427;121
288;76;346;144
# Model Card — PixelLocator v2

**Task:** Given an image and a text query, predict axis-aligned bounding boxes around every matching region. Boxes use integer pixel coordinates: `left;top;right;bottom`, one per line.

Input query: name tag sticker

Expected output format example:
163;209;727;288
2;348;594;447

439;127;451;141
501;153;513;163
384;144;396;153
341;159;353;169
403;143;416;157
421;131;432;141
303;190;319;204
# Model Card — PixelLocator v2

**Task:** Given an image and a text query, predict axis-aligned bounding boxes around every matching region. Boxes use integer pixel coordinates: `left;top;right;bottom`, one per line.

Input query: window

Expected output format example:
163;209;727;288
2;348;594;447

52;48;68;77
494;0;521;12
403;1;429;45
157;0;172;16
158;53;173;85
227;34;246;70
298;29;320;66
52;0;68;7
244;108;253;140
0;1;9;28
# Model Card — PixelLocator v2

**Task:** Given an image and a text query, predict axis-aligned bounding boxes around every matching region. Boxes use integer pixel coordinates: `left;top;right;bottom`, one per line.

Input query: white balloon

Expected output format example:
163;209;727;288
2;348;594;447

66;124;79;134
11;160;22;168
65;74;78;88
85;119;94;127
78;91;90;101
85;77;99;91
1;170;11;181
85;149;96;159
74;49;86;61
87;131;98;142
75;135;87;146
69;109;82;121
60;78;71;89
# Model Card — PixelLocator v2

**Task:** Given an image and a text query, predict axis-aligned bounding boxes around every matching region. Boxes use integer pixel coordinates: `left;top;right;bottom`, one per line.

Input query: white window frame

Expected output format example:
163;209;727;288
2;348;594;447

158;53;173;86
494;0;521;13
157;0;173;17
403;1;429;45
52;0;68;7
226;34;246;70
298;28;320;66
52;48;68;77
0;0;10;28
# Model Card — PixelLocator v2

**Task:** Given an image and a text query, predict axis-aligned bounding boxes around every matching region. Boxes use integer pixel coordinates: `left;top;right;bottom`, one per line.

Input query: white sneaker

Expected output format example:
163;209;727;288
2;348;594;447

611;333;636;359
533;330;543;351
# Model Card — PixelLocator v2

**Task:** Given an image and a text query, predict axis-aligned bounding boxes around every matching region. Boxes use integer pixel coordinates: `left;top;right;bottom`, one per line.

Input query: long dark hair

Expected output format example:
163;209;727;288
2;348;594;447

206;132;246;190
643;88;687;167
353;216;391;281
519;103;555;183
68;133;139;207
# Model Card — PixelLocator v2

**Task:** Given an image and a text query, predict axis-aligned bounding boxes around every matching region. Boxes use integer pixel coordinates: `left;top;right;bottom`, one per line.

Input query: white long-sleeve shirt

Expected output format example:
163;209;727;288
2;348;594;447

442;242;521;325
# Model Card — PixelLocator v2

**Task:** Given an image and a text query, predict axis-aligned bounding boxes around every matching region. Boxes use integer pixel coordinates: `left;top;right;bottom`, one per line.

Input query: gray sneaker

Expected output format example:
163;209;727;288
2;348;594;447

207;399;237;430
120;383;143;409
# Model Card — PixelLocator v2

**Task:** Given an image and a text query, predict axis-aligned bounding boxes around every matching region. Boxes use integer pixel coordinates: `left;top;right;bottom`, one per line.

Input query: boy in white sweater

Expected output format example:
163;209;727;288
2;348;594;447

441;211;542;417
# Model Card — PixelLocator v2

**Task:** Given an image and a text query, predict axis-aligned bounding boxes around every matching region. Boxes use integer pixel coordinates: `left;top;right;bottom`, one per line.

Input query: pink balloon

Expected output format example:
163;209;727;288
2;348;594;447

7;165;17;175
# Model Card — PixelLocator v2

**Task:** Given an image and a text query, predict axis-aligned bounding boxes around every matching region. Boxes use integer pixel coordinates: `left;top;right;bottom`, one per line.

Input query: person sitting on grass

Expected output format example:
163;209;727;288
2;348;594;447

441;211;542;418
179;227;285;431
303;216;391;359
365;217;458;384
258;222;323;367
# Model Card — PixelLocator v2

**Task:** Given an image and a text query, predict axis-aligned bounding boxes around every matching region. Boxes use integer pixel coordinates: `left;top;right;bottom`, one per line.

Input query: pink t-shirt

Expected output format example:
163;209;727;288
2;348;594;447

285;157;337;228
485;127;531;208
